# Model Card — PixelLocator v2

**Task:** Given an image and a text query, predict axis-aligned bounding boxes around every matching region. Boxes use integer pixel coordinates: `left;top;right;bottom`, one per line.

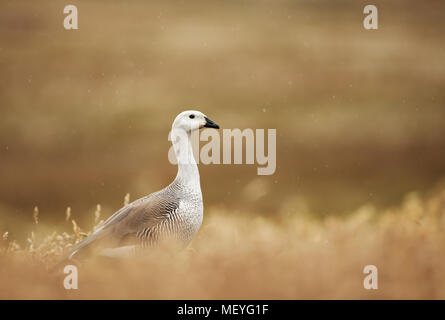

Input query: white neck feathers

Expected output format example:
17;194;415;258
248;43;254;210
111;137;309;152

171;128;201;192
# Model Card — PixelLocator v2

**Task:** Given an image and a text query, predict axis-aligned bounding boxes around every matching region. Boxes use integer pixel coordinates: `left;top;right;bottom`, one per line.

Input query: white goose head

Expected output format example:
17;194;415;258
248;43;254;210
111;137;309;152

170;110;220;173
172;110;220;133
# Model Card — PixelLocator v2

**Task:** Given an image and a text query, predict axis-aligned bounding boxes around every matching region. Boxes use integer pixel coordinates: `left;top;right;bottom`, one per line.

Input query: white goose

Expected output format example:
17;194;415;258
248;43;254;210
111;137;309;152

67;110;219;259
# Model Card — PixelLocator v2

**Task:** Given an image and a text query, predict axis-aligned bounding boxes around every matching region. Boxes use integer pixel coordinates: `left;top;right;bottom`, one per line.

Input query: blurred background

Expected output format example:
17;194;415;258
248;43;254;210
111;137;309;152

1;0;444;240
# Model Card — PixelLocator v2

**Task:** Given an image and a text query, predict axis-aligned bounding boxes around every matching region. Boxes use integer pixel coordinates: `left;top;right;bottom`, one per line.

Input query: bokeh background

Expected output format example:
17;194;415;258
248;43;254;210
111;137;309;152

1;0;444;240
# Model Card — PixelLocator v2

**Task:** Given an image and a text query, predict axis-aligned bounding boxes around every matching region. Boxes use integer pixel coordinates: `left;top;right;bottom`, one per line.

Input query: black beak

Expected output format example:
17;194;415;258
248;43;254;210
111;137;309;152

204;117;220;129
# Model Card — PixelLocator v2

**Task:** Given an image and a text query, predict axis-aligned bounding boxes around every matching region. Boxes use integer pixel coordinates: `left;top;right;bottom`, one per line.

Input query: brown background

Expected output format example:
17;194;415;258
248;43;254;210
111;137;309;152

1;0;444;239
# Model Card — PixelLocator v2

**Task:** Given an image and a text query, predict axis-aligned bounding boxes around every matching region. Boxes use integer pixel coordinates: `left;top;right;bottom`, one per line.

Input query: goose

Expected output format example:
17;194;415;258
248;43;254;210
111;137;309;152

67;110;220;260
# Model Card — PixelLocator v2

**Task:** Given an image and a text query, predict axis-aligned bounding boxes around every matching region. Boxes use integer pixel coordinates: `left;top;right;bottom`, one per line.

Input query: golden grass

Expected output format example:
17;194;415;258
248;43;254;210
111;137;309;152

1;189;445;299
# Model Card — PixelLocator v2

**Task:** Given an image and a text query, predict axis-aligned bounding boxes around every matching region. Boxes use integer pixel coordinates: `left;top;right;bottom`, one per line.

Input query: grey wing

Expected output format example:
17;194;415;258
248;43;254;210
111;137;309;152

68;192;179;259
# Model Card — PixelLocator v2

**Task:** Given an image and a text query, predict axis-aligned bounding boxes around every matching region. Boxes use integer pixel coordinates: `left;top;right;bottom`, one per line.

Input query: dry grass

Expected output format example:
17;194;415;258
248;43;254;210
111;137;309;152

1;188;445;299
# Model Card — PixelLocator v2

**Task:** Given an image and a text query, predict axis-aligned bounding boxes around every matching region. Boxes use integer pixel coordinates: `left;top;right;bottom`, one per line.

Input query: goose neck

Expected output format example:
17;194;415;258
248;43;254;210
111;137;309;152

171;129;201;190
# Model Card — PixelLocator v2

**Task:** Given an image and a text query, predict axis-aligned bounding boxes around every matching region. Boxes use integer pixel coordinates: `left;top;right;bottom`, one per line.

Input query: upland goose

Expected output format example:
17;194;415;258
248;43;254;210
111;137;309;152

68;110;219;260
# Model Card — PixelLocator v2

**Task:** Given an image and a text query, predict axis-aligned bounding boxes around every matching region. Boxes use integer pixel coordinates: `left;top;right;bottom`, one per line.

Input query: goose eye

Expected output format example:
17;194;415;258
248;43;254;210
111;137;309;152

189;114;195;119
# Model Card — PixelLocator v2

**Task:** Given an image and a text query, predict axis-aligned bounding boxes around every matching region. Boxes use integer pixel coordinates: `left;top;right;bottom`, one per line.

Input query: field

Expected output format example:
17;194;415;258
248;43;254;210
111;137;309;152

2;187;445;299
0;0;445;299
